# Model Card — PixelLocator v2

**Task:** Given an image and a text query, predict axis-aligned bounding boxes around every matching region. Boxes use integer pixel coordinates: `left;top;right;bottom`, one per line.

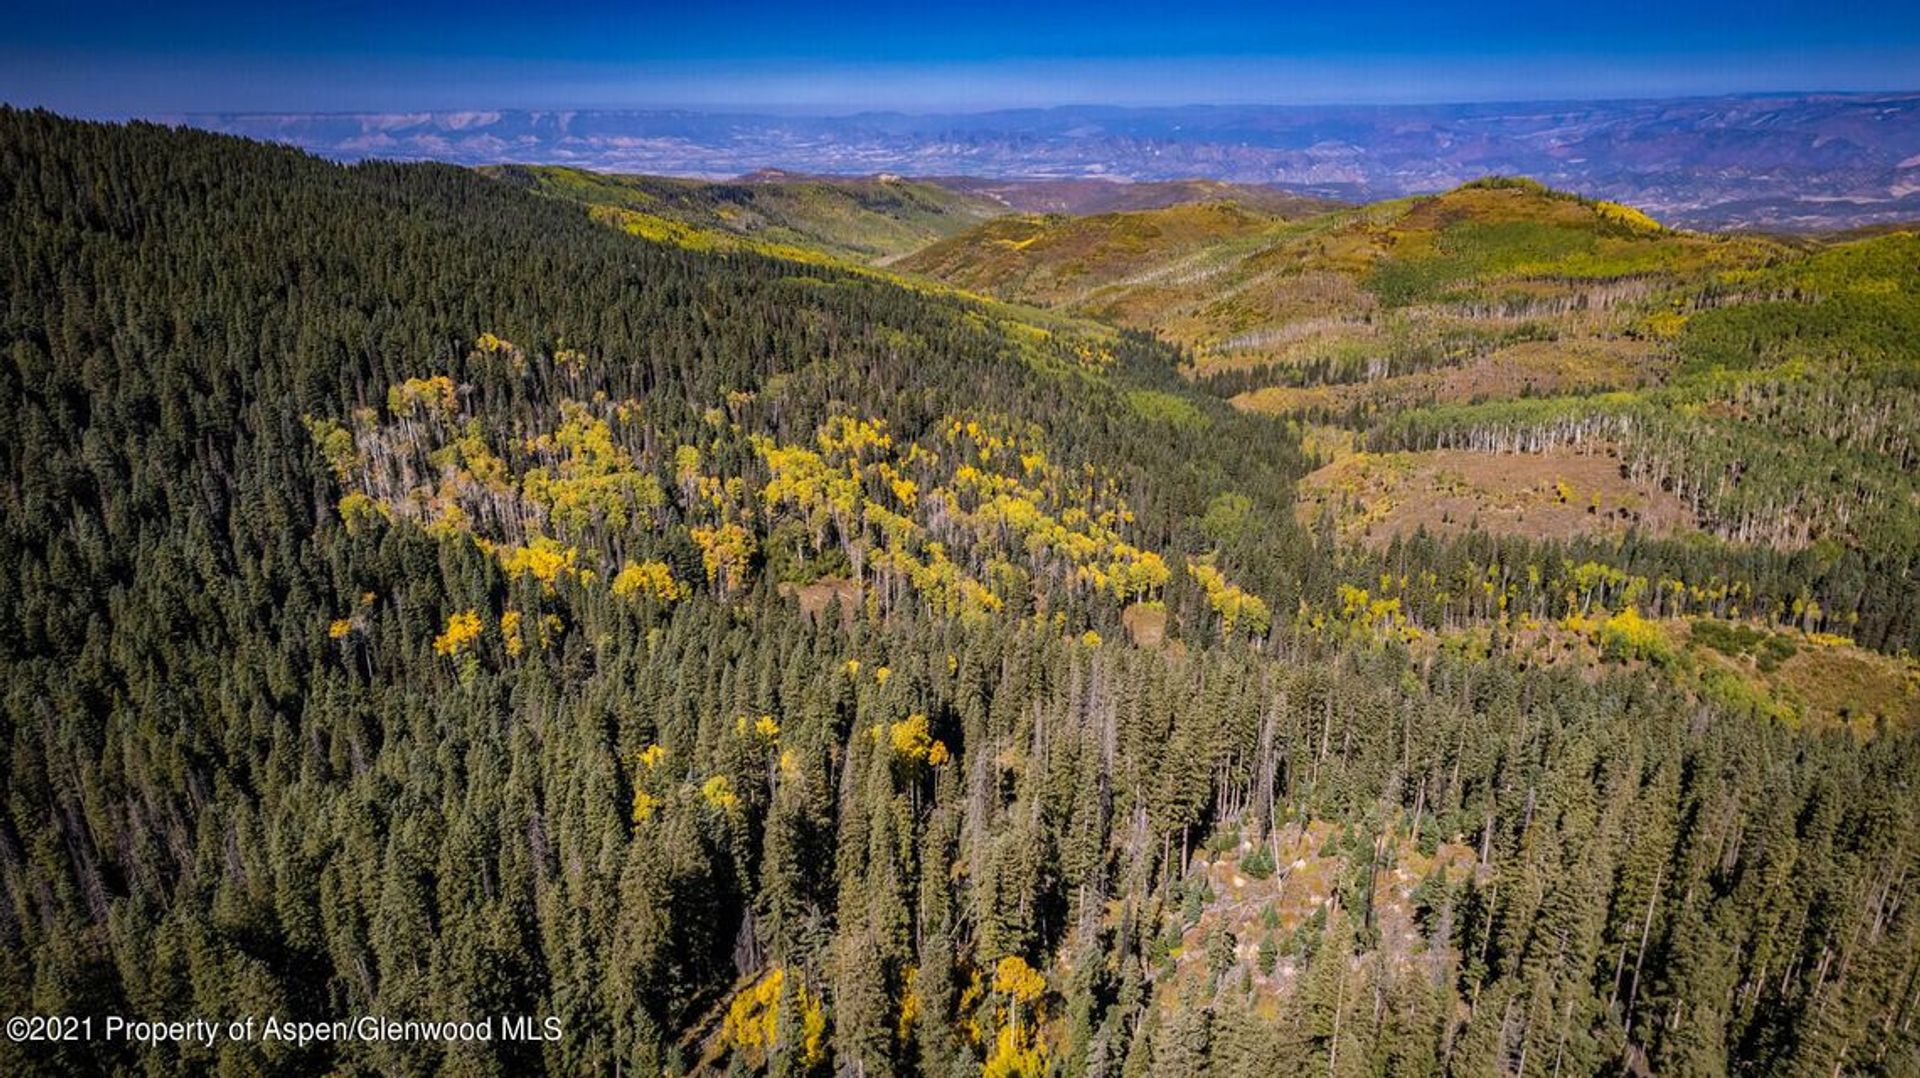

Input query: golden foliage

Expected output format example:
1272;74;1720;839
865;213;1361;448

816;415;892;459
471;332;520;359
336;491;391;535
1334;583;1421;643
691;523;757;595
889;713;933;763
499;610;524;658
1188;559;1272;639
497;536;586;591
611;559;688;603
982;956;1049;1078
1644;309;1690;339
992;956;1046;1005
523;402;663;533
1593;199;1664;232
630;742;667;821
897;970;922;1043
303;416;357;480
701;774;740;812
983;1024;1046;1078
432;610;484;657
673;444;703;486
721;967;827;1069
722;969;783;1056
1598;606;1674;665
386;375;457;418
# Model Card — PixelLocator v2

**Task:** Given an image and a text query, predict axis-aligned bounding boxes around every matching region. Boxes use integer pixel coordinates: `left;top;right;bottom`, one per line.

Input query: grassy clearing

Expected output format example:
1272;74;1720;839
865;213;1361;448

1296;446;1698;545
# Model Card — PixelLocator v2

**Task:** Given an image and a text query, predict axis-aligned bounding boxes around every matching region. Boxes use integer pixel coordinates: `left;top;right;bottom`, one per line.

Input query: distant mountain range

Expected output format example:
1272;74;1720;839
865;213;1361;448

163;94;1920;230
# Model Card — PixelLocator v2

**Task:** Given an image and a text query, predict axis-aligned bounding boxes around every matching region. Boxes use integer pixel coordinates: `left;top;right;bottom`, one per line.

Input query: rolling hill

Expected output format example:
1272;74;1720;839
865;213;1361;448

903;176;1920;659
484;164;1012;262
901;177;1780;375
922;175;1345;217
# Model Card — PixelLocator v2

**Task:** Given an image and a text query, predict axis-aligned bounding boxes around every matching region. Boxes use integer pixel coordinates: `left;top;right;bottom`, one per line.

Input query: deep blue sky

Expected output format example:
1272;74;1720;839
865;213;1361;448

4;0;1918;114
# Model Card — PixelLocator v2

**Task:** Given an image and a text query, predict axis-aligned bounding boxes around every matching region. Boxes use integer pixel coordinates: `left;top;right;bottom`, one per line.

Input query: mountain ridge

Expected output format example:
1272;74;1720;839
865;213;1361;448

481;164;1010;262
160;92;1920;229
897;176;1776;372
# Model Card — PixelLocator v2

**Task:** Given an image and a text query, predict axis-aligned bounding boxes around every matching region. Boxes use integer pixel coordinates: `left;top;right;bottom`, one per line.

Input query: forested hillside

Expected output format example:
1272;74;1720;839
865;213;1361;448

908;178;1920;707
484;165;1010;263
2;109;1917;1076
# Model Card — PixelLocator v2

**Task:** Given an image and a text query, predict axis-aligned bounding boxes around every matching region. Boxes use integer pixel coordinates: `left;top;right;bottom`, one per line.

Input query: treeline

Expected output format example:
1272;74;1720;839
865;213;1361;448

1345;229;1920;652
1365;392;1919;650
1;109;1917;1077
1193;320;1553;398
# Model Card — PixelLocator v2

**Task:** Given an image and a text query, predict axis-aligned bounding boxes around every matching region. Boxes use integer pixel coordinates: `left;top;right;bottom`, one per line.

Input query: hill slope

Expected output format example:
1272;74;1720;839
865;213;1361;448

485;164;1010;262
923;175;1345;217
904;177;1920;653
903;177;1777;373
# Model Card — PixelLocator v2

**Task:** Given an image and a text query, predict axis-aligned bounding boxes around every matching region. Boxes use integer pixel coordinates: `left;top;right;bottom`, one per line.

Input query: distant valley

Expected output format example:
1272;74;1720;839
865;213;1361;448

168;93;1920;230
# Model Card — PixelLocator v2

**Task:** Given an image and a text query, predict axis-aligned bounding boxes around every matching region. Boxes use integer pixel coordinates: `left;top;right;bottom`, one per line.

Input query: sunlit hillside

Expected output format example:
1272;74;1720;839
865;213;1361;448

486;165;1011;262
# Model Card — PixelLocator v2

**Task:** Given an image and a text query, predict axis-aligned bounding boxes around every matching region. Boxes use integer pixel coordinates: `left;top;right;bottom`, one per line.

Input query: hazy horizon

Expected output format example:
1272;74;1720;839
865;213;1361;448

5;0;1919;115
48;87;1913;123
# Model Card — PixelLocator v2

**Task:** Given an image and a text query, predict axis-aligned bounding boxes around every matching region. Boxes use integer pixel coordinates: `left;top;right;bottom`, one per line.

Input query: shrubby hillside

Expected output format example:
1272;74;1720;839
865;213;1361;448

484;165;1013;264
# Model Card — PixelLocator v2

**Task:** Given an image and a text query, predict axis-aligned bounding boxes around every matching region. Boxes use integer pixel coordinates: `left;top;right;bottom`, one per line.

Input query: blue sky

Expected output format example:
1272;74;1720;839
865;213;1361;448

3;0;1918;114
